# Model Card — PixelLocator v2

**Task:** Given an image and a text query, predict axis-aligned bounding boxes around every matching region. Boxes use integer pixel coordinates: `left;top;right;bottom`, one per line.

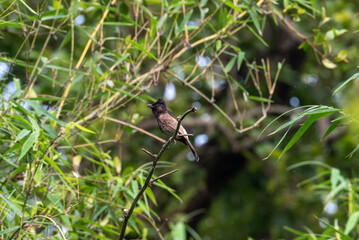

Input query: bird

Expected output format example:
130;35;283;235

147;98;200;162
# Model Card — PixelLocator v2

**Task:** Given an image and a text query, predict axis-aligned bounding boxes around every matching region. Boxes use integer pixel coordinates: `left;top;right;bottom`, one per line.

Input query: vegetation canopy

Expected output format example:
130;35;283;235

0;0;358;239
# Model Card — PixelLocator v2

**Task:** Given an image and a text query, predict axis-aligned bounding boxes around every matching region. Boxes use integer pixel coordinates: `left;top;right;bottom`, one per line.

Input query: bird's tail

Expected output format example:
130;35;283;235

186;139;200;162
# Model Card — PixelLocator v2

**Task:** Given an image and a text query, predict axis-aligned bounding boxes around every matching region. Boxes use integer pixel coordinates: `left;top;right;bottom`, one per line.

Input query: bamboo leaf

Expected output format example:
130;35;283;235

249;9;262;36
110;53;130;69
176;10;193;35
157;13;167;28
224;57;236;73
237;51;245;70
280;112;333;158
317;218;352;240
247;26;268;47
0;226;20;235
26;100;67;127
321;115;348;140
0;193;22;217
72;122;96;134
222;0;242;12
333;73;359;95
248;95;273;103
15;129;31;142
330;168;340;189
270;115;303;136
125;39;158;61
145;187;157;206
19;0;38;15
345;211;359;234
19;131;39;160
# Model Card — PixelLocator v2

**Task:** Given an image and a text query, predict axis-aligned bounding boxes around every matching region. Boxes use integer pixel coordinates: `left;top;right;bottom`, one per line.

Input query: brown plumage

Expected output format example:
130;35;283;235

147;99;200;162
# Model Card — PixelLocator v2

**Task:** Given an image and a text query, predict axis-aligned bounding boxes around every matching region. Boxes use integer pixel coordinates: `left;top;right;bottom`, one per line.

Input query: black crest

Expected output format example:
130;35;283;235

147;98;168;116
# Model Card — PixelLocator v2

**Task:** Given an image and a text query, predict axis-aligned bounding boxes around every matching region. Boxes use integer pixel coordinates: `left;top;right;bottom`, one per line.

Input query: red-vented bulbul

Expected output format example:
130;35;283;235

147;99;200;162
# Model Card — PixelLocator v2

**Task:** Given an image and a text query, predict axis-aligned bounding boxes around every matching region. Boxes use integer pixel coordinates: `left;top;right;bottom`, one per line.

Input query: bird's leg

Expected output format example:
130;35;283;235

170;136;176;144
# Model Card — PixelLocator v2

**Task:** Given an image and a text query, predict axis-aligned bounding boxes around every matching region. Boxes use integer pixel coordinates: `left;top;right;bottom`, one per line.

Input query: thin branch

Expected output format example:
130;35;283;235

177;133;193;137
103;116;166;143
149;169;178;186
118;107;197;240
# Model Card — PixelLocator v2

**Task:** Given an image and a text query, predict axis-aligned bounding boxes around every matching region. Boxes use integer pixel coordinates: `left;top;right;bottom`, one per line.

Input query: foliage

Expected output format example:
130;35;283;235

0;0;358;239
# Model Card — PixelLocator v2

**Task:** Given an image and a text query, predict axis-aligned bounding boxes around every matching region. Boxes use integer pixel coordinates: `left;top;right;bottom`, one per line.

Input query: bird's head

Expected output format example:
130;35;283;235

147;98;168;116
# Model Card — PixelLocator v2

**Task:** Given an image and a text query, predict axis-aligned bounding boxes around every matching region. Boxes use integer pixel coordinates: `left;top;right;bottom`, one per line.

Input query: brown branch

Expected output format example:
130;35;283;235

149;169;178;186
118;107;197;240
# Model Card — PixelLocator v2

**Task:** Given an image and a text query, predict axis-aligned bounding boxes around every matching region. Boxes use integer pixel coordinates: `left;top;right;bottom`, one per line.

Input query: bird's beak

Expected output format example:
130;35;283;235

147;104;152;108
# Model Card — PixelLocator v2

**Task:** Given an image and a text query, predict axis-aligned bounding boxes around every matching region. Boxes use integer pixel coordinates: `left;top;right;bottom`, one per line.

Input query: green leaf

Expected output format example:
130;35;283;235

279;112;333;158
26;100;67;126
325;28;347;41
150;17;157;39
317;218;352;240
284;226;306;235
78;218;120;235
270;115;303;136
248;95;273;103
302;106;339;115
249;9;262;36
75;25;98;44
218;7;227;29
216;40;222;51
41;9;67;20
15;129;31;142
72;122;96;134
247;26;268;47
19;131;39;160
0;193;22;217
125;39;158;61
110;53;130;69
44;154;72;185
237;51;245;70
154;180;182;202
19;0;38;15
264;127;291;160
299;41;311;52
145;187;157;205
28;96;65;101
228;75;248;94
345;211;359;234
224;57;236;73
28;116;40;132
322;58;337;69
347;144;359;158
176;9;193;35
0;226;20;235
330;168;340;189
334;49;347;62
59;29;72;49
223;0;242;12
321;115;348;140
172;222;186;240
14;78;21;91
0;153;18;167
333;73;359;95
157;13;167;28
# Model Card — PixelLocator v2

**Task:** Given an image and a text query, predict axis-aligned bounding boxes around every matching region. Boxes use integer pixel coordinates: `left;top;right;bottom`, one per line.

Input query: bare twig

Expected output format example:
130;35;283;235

142;148;157;158
103;116;166;143
118;107;197;240
177;133;193;137
149;169;178;186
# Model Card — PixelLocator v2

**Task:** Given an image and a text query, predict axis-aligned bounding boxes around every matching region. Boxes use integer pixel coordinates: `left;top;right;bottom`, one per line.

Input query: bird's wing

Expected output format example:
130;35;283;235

158;113;187;135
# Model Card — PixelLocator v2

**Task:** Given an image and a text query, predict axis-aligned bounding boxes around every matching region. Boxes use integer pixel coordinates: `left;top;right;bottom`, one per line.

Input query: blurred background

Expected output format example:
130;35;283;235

1;0;359;239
